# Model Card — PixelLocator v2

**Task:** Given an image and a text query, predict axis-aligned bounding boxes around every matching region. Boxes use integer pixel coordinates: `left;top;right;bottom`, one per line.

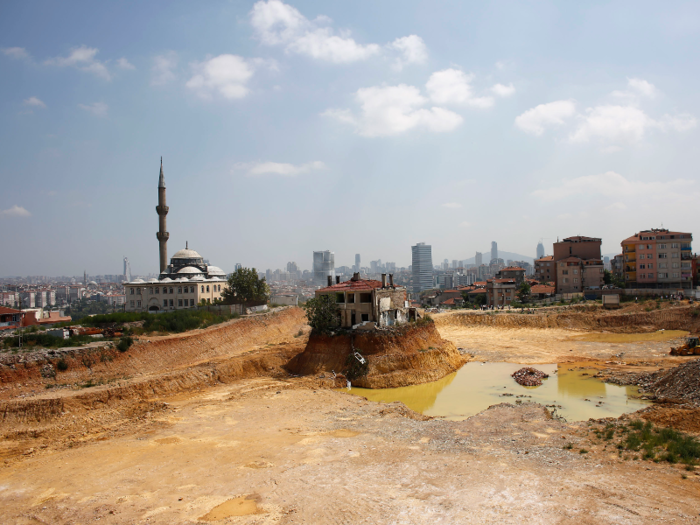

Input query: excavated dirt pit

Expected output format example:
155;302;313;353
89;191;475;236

344;362;650;421
569;330;689;344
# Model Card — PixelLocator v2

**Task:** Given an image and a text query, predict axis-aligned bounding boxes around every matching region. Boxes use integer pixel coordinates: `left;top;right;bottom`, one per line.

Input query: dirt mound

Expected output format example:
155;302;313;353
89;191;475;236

286;322;468;389
637;358;700;405
511;367;549;386
435;305;700;333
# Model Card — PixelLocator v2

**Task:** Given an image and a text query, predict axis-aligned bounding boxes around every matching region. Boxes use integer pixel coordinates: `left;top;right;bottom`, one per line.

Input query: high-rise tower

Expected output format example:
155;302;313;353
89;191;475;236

491;241;498;262
536;241;545;259
411;242;433;293
156;157;169;273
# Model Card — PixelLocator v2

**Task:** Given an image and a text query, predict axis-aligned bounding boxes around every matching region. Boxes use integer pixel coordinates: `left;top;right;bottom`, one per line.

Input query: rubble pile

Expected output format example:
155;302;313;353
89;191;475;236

641;358;700;405
511;367;549;387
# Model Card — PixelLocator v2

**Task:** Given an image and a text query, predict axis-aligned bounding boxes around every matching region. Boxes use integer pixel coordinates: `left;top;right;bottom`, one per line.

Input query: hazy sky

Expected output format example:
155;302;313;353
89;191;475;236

1;0;699;276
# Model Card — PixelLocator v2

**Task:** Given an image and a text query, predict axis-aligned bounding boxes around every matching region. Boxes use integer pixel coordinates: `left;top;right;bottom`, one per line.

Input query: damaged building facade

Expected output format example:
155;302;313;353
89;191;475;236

315;273;416;328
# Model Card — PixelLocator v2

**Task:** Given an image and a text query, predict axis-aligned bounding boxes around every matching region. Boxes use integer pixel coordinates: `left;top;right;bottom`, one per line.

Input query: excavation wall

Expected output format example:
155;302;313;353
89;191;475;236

287;322;468;389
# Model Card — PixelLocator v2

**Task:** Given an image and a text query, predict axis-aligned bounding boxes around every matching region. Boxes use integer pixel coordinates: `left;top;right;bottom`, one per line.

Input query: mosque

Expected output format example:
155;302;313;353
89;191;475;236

123;159;227;312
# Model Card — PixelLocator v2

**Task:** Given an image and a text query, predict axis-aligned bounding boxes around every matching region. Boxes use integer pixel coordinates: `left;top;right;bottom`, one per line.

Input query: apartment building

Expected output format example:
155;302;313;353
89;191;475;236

622;229;693;289
547;236;604;293
534;256;554;283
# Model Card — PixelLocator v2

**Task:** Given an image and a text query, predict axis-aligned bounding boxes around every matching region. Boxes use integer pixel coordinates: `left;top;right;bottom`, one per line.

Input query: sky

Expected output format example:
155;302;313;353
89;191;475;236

1;0;699;276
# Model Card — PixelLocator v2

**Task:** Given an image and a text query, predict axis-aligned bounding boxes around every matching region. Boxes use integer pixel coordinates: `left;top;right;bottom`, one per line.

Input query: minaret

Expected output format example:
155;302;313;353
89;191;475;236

156;157;169;274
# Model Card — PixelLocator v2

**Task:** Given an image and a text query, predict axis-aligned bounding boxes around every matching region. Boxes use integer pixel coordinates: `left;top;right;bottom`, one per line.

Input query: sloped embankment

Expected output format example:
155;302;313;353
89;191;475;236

286;321;468;389
435;306;700;333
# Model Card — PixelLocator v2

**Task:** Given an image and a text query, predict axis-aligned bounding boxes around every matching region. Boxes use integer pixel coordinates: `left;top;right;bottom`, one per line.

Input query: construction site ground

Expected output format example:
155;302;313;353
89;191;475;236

1;303;699;524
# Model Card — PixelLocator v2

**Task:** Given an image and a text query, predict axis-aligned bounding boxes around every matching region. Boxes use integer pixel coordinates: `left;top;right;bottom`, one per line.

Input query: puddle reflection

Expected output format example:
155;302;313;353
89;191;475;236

345;362;650;421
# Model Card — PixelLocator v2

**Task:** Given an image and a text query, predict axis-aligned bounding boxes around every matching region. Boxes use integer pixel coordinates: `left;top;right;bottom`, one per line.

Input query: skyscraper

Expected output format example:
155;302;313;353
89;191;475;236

354;254;361;272
313;251;335;285
411;242;433;293
536;241;545;259
475;252;483;266
491;241;498;262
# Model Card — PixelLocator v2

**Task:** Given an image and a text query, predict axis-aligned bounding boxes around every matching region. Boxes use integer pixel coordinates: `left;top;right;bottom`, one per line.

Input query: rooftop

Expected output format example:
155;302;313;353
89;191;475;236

317;278;387;292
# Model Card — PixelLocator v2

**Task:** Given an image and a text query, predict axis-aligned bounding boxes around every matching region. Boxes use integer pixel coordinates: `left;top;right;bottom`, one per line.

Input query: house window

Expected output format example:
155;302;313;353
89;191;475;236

648;273;654;278
658;253;667;259
659;244;667;249
672;262;679;269
673;272;680;278
163;299;167;307
360;293;371;303
562;270;568;275
573;269;578;275
672;243;679;248
137;300;141;307
563;278;569;283
361;314;369;322
648;264;653;269
130;300;135;307
639;264;645;269
169;299;174;307
178;299;183;307
347;293;355;303
672;252;679;258
573;278;578;283
190;299;194;306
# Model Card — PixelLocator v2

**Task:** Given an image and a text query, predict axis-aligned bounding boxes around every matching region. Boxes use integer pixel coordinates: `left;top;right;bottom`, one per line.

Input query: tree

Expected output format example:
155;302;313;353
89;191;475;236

303;295;340;334
516;281;531;304
221;267;269;304
604;269;625;289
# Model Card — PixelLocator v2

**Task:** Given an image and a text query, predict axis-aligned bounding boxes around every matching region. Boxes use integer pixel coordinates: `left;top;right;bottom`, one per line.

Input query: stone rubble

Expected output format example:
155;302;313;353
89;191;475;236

511;367;549;387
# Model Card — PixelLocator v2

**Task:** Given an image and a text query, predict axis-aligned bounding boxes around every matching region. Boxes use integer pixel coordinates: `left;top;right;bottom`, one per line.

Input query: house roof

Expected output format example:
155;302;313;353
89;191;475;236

442;298;457;305
622;230;692;244
467;288;487;295
531;284;555;294
500;266;525;272
536;256;554;262
0;306;20;315
317;279;387;292
562;236;601;242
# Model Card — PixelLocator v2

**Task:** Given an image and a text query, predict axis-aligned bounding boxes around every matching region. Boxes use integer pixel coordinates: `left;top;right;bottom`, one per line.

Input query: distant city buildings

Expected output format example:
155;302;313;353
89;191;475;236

491;241;498;263
312;250;335;286
475;252;483;266
411;242;433;293
536;241;545;259
354;254;361;273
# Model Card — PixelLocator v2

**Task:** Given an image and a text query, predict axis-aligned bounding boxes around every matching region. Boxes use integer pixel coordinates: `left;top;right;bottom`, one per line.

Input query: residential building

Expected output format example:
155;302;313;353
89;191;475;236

315;273;411;328
486;266;526;306
411;242;433;293
534;256;554;283
551;236;604;293
621;229;693;289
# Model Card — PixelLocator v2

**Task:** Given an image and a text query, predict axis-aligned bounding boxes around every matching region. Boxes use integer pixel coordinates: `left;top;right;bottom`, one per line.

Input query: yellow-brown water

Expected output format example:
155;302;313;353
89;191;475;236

569;330;688;343
345;362;650;421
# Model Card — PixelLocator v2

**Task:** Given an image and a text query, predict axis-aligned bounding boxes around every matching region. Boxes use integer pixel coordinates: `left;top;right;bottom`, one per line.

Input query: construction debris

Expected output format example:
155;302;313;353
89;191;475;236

637;358;700;406
511;367;549;386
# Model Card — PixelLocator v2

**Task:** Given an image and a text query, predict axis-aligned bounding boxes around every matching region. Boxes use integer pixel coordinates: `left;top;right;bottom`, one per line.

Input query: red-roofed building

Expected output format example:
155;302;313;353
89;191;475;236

0;306;24;331
315;273;412;328
486;267;526;306
621;229;693;289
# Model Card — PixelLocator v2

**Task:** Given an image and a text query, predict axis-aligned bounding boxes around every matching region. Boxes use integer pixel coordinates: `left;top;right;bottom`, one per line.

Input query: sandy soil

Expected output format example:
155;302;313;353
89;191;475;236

1;379;698;525
1;306;700;524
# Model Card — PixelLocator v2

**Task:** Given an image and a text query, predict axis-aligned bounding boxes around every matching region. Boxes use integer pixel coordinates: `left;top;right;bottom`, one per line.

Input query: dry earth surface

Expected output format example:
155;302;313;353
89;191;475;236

1;304;699;524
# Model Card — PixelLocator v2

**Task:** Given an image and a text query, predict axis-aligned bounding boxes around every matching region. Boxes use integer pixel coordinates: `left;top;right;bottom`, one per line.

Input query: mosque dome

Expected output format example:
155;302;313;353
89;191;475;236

178;266;203;275
207;266;226;276
132;278;145;283
172;248;203;259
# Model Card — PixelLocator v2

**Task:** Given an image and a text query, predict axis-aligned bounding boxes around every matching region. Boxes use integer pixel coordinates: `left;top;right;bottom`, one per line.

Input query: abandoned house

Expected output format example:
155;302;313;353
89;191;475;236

315;273;415;328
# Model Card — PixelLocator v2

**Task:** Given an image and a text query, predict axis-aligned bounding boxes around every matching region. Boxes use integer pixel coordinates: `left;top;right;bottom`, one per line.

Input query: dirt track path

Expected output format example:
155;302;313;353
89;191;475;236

0;378;697;524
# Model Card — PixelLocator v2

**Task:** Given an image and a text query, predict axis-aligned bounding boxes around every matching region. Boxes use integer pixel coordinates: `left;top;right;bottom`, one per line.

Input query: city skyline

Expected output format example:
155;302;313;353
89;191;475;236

1;1;699;276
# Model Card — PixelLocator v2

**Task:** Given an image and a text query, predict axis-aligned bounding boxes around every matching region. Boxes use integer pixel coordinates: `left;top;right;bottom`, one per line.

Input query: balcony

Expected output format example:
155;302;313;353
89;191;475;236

681;245;692;250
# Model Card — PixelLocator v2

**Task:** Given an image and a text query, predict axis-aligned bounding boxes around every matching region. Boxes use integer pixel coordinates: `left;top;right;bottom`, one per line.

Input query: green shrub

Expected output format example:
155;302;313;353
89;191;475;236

116;336;134;353
56;358;68;371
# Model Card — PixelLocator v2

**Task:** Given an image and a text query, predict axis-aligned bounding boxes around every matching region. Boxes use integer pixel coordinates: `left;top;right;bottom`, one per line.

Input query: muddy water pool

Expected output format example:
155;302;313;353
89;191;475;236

346;362;650;421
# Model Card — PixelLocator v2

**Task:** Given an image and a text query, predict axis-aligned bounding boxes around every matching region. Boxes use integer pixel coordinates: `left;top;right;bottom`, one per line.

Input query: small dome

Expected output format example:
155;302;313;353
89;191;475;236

89;280;98;286
207;265;225;276
172;248;203;259
178;266;203;274
148;278;158;283
191;275;205;281
161;277;173;282
132;278;145;283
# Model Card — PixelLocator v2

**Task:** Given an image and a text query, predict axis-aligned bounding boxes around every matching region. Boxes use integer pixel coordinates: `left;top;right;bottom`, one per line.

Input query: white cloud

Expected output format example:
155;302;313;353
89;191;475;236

426;69;494;108
389;35;427;71
1;47;30;60
186;55;254;100
442;202;461;208
116;57;135;70
151;52;178;86
612;77;658;101
514;100;576;135
235;160;326;176
323;84;463;137
657;113;697;132
532;171;696;202
251;0;381;63
78;102;108;117
45;46;110;80
23;97;46;108
491;83;515;97
569;105;653;143
0;205;31;217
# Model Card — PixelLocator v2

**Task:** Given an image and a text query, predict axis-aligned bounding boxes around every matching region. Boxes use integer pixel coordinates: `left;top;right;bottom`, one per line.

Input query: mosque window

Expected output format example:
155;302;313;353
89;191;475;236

201;285;204;293
163;300;167;307
178;287;182;294
170;287;174;294
130;289;134;295
207;285;210;292
155;287;159;294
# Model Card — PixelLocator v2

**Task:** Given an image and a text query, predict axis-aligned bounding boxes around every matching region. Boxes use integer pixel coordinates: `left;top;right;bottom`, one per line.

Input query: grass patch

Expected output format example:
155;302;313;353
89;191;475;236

78;309;239;334
619;420;700;466
2;333;95;350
